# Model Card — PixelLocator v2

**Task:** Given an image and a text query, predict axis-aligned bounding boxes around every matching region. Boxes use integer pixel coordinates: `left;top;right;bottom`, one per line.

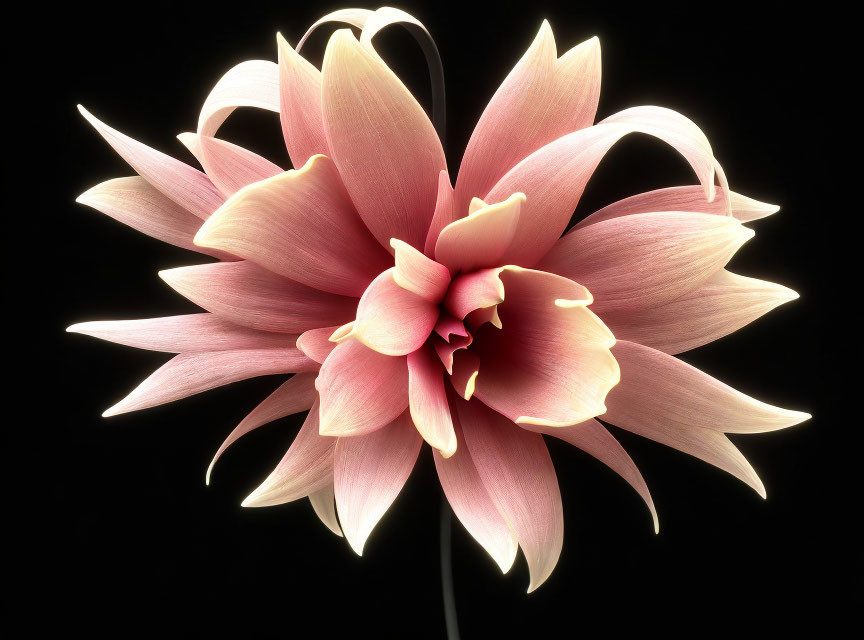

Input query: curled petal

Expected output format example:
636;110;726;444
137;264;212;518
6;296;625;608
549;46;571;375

178;133;282;197
197;60;279;137
67;313;296;353
391;239;451;302
206;373;318;484
408;343;457;456
322;29;446;250
539;213;754;314
102;348;316;417
297;8;376;50
443;269;506;321
600;270;799;354
449;350;480;400
195;155;390;297
456;398;563;593
309;483;343;536
159;261;357;333
433;333;473;375
297;326;340;363
242;399;334;507
316;340;409;437
335;411;422;554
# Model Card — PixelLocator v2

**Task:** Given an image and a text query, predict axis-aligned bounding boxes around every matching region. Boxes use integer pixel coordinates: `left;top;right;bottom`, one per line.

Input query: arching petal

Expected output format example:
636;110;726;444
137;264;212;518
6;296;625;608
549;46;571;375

456;397;563;593
538;213;754;314
391;239;450;302
335;411;422;554
102;348;316;417
309;483;343;536
78;106;224;220
197;60;279;137
316;340;409;437
407;343;457;457
241;399;335;507
321;29;446;250
600;270;799;354
206;373;318;484
297;8;376;50
159;261;357;333
67;313;296;353
296;326;340;364
177;133;282;197
195;155;390;297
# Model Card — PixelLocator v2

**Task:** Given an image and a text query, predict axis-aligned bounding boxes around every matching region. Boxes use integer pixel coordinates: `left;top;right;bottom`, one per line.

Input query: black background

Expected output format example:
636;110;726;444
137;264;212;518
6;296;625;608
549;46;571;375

7;0;854;636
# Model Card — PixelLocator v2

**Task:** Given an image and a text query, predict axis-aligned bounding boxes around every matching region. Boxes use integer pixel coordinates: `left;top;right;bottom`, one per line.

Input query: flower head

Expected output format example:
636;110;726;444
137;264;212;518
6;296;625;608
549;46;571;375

69;7;809;591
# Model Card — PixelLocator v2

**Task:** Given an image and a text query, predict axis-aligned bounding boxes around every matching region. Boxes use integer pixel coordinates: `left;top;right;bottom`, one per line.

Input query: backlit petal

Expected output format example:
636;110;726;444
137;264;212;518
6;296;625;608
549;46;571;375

197;60;279;137
178;133;282;197
309;483;343;536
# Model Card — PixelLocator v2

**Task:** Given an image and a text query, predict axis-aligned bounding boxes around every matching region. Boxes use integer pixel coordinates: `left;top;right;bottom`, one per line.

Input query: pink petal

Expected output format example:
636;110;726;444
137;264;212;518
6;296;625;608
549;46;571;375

575;185;780;229
159;261;357;333
468;268;618;427
197;60;279;137
194;155;390;297
316;340;409;437
296;326;340;363
433;332;473;375
449;350;480;400
538;213;754;314
334;411;422;554
75;177;230;259
600;270;799;354
277;33;330;168
206;372;317;484
434;402;518;573
407;343;457;456
102;348;317;417
241;399;335;507
391;239;451;302
456;397;563;593
521;419;658;533
485;106;727;267
67;313;296;353
345;269;439;356
434;314;469;342
424;170;456;256
434;193;524;274
321;29;446;251
177;133;282;197
455;22;600;213
309;483;343;536
443;268;506;321
79;106;224;220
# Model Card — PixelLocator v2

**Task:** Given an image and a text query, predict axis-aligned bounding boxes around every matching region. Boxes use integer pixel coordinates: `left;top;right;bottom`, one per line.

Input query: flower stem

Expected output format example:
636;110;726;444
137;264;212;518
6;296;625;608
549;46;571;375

440;498;460;640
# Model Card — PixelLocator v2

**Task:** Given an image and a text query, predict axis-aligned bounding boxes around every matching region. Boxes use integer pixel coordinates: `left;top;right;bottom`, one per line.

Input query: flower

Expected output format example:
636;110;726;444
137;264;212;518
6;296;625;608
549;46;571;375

68;7;809;592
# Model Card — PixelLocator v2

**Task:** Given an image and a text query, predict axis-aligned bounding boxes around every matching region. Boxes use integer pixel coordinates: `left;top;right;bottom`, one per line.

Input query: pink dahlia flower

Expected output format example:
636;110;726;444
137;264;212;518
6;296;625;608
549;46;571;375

69;7;809;591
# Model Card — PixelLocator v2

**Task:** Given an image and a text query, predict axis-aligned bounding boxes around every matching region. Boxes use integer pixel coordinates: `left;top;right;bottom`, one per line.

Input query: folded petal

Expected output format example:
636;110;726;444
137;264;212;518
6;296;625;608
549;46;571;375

455;22;601;213
102;348;317;417
346;269;439;356
521;419;658;533
241;399;335;507
206;372;318;484
309;483;343;536
456;397;563;592
539;213;754;314
194;155;390;297
160;261;357;333
322;29;446;250
75;177;229;258
434;403;518;573
442;268;506;321
433;332;473;375
316;340;409;437
435;193;524;274
296;326;340;363
424;170;456;256
79;106;224;220
408;343;457;456
391;239;451;302
449;350;480;400
197;60;279;137
469;268;619;427
575;185;779;229
485;107;727;267
335;411;422;554
600;270;799;354
177;133;282;197
67;313;296;353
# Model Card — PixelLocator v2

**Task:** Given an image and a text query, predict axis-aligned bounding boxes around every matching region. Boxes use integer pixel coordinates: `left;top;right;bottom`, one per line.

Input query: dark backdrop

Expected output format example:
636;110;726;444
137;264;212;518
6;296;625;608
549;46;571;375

7;0;852;636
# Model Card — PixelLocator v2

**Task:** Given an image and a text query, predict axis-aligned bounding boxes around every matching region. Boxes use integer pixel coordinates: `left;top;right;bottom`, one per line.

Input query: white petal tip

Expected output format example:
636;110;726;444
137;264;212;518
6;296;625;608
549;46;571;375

101;405;122;418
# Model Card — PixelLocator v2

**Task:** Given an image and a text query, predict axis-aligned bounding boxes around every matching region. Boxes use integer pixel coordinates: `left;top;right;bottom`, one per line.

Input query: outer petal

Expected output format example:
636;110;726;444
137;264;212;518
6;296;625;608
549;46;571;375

316;340;409;437
67;313;296;353
538;213;754;314
391;239;451;302
435;193;524;274
321;29;446;250
345;269;439;357
102;348;317;417
159;261;357;334
242;399;335;507
206;372;318;484
309;483;343;536
195;155;390;297
197;60;279;137
79;106;224;220
600;270;799;354
177;133;282;197
456;397;563;593
424;170;456;256
296;326;340;364
434;403;518;573
454;22;601;212
75;177;228;258
575;185;780;229
485;107;727;267
334;411;422;554
407;343;457;456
